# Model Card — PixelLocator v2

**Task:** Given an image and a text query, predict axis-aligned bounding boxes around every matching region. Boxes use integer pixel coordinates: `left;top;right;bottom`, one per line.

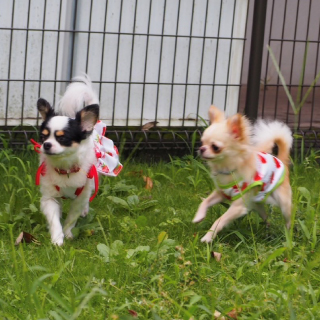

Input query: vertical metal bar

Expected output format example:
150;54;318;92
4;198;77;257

20;0;31;126
244;0;267;121
270;0;287;120
195;0;209;127
5;0;15;127
168;0;181;127
111;0;124;126
85;0;94;74
237;0;250;112
298;0;312;128
211;1;223;106
223;0;237;112
181;0;195;127
154;0;167;125
69;0;78;79
52;0;63;108
261;0;275;118
99;1;108;102
284;0;300;125
36;0;47;126
126;0;138;127
140;0;153;127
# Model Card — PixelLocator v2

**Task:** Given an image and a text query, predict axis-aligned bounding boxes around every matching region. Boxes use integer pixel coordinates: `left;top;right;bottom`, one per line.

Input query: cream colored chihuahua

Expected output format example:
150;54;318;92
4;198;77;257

193;106;293;243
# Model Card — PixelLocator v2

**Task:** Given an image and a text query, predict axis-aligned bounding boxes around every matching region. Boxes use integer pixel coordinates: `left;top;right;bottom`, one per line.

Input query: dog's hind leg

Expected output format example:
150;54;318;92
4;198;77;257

271;180;292;229
277;188;292;229
41;197;64;246
252;203;270;227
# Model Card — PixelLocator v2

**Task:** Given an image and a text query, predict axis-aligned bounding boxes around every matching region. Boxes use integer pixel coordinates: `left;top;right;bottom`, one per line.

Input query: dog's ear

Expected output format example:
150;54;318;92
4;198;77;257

76;104;99;133
208;105;225;123
227;113;247;141
37;98;55;120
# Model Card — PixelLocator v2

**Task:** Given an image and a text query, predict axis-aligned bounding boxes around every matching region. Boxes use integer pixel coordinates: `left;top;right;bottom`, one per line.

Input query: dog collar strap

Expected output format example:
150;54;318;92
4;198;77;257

35;162;46;185
87;165;99;202
54;167;81;175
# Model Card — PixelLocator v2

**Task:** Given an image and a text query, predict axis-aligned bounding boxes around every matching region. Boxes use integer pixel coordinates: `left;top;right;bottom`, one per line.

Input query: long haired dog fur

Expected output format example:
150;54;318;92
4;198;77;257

193;106;293;243
37;75;100;245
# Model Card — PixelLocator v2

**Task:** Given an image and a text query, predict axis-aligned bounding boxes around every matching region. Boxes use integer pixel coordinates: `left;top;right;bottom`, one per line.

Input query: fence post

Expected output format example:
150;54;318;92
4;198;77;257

244;0;268;121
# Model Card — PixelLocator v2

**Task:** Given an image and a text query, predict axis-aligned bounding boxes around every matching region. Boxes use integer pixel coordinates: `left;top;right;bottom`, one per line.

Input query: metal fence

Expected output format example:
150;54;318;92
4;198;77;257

241;0;320;129
0;0;320;151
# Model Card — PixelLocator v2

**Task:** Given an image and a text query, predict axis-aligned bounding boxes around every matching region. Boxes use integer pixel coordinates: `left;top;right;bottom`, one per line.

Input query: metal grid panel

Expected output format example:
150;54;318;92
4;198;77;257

241;0;320;129
0;0;248;128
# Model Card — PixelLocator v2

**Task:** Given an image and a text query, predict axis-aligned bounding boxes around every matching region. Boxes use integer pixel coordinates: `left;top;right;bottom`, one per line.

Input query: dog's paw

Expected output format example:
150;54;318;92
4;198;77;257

81;204;89;217
201;232;213;243
52;236;64;246
192;210;206;223
64;229;74;239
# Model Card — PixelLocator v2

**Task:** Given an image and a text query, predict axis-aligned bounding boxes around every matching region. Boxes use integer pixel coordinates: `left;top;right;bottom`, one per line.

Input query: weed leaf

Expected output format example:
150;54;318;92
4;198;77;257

260;247;286;269
107;196;130;209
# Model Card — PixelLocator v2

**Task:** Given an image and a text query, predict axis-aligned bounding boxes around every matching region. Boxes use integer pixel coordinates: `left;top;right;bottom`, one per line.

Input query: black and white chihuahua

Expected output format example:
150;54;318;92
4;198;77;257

35;75;101;245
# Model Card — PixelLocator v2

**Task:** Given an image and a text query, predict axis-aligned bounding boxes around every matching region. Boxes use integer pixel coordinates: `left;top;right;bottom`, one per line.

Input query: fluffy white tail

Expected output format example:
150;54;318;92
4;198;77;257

57;74;99;118
252;119;293;165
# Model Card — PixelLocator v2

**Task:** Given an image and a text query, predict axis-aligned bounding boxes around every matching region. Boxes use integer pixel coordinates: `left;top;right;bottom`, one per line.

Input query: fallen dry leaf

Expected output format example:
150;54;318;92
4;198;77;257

15;232;40;246
141;121;159;131
214;309;241;319
214;310;225;319
227;309;240;319
126;170;143;177
128;309;138;317
175;245;185;254
211;251;222;262
143;176;153;190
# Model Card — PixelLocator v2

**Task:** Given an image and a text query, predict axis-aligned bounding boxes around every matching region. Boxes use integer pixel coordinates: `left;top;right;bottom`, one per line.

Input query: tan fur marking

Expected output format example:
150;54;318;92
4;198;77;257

56;130;65;137
42;129;49;135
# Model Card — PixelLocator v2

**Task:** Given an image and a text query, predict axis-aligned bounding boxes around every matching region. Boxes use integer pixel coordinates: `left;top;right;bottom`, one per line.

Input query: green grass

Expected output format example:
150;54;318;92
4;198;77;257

1;150;320;319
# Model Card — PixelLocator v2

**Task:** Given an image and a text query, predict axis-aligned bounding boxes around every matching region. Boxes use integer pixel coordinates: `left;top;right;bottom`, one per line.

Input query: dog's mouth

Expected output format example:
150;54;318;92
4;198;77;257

200;154;217;161
43;150;65;157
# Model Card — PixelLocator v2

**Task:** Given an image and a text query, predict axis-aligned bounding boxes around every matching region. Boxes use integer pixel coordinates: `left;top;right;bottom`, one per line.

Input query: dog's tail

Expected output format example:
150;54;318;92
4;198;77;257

57;74;99;118
252;119;293;166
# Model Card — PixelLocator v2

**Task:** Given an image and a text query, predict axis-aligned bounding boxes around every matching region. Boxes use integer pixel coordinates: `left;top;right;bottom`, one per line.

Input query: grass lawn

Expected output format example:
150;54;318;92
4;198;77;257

0;149;320;320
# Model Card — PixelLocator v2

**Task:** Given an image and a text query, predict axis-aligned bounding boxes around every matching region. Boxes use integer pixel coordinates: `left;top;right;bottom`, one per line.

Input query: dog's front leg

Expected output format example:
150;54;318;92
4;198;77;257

41;197;64;246
63;190;91;239
201;199;248;243
192;190;224;223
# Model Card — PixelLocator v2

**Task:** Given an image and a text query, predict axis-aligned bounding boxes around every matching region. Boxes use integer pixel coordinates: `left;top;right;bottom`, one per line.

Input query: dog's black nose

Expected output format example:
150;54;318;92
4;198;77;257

199;146;206;154
43;142;52;151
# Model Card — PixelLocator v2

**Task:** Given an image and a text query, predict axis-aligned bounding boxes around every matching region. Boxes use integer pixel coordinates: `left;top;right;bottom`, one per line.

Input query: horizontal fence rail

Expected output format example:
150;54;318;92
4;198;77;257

0;0;320;153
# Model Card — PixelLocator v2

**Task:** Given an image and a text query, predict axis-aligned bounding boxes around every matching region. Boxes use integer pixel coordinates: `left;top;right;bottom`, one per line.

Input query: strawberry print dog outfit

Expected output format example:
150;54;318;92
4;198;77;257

93;120;123;177
215;152;285;202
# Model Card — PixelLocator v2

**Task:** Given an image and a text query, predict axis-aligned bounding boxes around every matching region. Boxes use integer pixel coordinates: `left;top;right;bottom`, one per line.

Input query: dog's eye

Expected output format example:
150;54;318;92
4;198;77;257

56;136;65;143
40;133;49;142
211;144;221;153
